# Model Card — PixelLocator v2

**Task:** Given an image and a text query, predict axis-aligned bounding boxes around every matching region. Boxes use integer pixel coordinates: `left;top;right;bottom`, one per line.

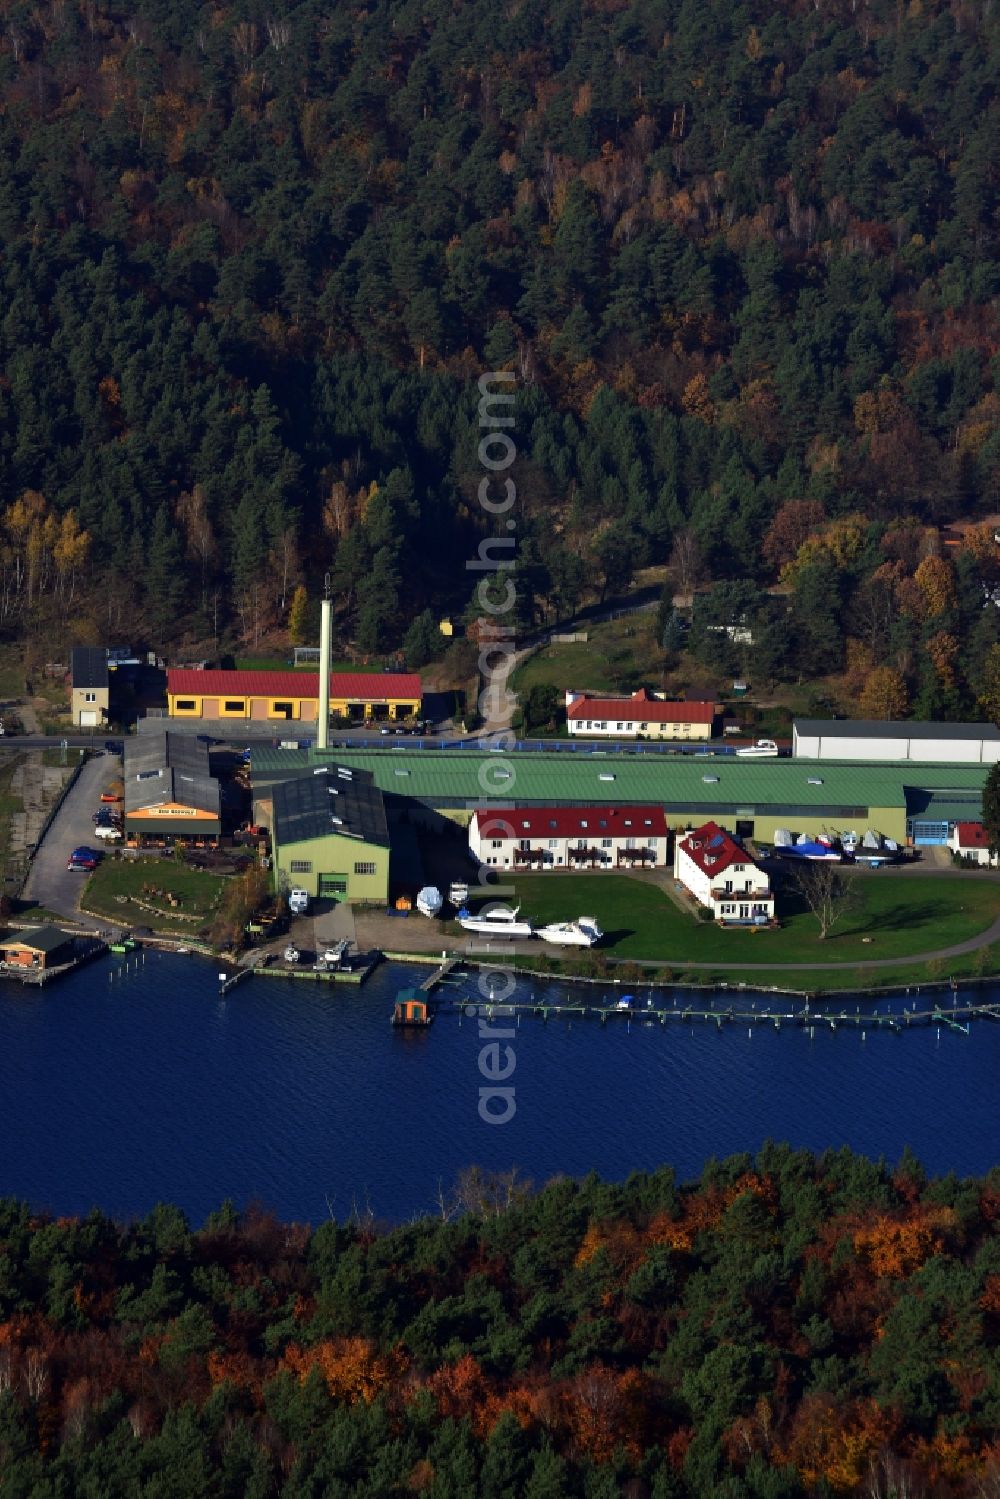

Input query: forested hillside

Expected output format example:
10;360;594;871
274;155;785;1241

1;1148;999;1495
0;0;997;688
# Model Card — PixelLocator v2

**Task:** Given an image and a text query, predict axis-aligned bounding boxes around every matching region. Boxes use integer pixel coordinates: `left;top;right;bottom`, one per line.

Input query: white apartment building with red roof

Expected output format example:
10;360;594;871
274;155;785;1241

673;820;775;925
469;805;669;870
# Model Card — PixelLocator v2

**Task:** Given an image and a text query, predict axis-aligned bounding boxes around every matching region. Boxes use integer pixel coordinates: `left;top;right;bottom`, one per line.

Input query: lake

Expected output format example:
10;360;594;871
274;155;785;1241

1;952;998;1223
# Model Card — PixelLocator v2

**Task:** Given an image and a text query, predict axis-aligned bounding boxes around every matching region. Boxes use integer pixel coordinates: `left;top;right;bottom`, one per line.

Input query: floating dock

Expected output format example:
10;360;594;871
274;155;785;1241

219;947;380;994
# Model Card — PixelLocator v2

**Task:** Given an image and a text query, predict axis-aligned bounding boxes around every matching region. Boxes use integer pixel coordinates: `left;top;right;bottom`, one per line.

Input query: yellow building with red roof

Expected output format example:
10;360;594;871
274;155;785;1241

166;669;421;725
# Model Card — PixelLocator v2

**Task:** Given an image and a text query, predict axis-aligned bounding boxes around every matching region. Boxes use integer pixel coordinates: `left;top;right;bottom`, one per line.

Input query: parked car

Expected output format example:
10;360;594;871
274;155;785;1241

99;791;122;803
104;740;123;754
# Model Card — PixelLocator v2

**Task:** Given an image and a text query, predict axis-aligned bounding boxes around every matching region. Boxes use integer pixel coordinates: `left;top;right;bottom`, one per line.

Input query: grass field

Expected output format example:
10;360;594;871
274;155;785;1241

82;857;226;933
510;614;661;698
511;947;999;993
461;872;999;966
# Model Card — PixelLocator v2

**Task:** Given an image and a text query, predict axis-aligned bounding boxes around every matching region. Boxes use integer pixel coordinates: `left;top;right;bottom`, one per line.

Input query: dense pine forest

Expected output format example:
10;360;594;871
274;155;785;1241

0;1148;998;1496
0;0;998;703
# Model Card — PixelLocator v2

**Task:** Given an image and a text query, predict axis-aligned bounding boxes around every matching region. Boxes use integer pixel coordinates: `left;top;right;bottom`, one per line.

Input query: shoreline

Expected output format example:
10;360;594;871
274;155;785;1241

379;947;998;1001
63;912;1000;1002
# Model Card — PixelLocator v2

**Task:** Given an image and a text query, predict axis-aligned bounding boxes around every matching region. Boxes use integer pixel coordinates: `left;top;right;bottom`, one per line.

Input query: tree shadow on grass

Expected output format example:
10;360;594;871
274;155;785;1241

841;901;942;937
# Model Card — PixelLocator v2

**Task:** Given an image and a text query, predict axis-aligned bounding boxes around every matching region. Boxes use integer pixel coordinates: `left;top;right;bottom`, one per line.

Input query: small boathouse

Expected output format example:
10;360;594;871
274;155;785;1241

0;925;77;970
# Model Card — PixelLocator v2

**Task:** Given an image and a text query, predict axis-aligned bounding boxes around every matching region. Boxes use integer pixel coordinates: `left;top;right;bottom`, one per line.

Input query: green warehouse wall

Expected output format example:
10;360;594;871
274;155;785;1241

274;833;389;904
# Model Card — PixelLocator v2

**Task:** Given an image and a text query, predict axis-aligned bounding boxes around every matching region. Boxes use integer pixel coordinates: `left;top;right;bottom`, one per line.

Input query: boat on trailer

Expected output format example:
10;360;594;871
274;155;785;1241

537;917;604;947
456;903;534;938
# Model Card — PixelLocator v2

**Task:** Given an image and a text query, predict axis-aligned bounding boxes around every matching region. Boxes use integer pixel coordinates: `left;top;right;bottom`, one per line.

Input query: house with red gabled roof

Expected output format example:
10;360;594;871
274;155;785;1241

166;669;421;726
673;820;775;924
469;805;669;870
947;822;998;867
565;688;716;740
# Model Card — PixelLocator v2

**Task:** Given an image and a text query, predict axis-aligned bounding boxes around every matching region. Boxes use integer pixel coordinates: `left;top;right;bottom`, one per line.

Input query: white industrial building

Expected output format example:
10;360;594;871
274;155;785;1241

469;805;669;870
792;720;1000;765
673;821;775;925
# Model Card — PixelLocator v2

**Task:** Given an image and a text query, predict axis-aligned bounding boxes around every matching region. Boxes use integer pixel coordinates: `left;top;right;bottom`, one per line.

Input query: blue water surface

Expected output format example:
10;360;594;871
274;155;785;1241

1;952;998;1224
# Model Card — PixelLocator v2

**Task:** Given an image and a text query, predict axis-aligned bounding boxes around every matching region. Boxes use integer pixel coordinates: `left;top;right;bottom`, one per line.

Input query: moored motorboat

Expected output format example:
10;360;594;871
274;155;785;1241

537;917;604;947
456;903;534;938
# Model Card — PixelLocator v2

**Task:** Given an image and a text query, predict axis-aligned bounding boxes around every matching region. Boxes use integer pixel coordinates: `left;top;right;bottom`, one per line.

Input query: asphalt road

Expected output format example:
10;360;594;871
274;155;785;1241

21;751;120;925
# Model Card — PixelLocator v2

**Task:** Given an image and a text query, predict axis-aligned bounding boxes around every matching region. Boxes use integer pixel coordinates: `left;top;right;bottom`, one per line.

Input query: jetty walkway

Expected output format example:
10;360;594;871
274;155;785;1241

433;990;1000;1035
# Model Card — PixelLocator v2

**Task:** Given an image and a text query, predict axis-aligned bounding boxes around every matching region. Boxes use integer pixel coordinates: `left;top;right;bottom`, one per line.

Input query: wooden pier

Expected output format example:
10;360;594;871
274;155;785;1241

419;956;462;994
423;991;1000;1034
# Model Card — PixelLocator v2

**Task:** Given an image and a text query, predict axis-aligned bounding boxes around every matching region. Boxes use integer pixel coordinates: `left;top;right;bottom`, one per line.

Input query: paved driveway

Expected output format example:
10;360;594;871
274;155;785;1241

21;751;121;926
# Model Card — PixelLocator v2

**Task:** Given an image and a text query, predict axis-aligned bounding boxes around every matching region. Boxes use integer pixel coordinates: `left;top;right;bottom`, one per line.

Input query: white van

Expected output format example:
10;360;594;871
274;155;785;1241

288;888;310;915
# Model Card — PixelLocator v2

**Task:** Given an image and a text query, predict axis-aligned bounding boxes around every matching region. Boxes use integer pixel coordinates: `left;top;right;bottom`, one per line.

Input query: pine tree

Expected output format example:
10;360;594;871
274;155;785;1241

983;763;1000;856
144;503;186;641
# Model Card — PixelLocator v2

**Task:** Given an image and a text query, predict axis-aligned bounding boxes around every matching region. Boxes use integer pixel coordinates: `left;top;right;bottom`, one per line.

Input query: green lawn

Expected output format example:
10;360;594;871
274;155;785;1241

675;949;1000;993
510;615;661;698
82;857;226;933
460;873;999;966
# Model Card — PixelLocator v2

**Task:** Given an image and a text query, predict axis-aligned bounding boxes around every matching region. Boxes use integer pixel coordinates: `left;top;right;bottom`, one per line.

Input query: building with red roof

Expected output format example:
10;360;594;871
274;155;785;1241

166;668;421;727
947;821;998;866
673;820;774;924
565;688;716;740
469;805;669;870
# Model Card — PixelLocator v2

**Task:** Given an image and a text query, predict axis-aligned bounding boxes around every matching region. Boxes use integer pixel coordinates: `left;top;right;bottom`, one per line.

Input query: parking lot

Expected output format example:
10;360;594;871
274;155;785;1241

21;751;122;925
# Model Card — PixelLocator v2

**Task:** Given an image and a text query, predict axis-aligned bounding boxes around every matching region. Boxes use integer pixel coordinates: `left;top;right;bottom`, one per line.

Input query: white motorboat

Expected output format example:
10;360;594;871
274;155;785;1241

283;943;300;964
735;738;779;758
416;885;443;918
456;903;534;938
537;917;604;948
318;940;349;966
448;881;470;907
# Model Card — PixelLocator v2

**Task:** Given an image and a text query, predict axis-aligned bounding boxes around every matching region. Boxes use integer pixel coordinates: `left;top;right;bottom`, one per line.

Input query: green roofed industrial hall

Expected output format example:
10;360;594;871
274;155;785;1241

247;746;990;849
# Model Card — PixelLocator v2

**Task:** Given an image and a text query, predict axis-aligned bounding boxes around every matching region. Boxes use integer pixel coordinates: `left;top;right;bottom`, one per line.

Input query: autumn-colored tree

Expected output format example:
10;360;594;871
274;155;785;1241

853;1206;955;1278
761;498;826;573
287;585;309;645
426;1354;489;1424
559;1363;649;1464
681;372;716;425
881;519;931;571
778;515;867;587
282;1336;404;1404
858;666;909;720
914;554;956;618
977;644;1000;725
854;386;909;436
925;630;959;689
778;1394;897;1493
959;521;1000;577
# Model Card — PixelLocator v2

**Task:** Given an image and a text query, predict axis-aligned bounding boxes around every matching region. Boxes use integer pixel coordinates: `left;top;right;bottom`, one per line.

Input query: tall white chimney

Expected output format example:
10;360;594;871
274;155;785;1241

317;574;332;751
